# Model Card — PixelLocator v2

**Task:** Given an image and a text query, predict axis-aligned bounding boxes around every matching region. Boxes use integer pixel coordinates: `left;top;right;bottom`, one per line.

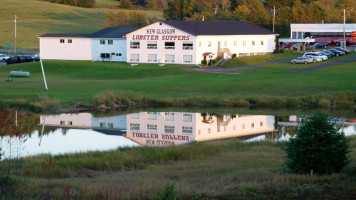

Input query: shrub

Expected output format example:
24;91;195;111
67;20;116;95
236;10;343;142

201;60;207;65
284;112;350;175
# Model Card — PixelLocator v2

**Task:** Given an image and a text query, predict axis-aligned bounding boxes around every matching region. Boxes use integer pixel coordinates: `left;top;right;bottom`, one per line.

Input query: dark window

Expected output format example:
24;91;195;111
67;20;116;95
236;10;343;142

100;40;105;45
111;52;115;55
165;42;175;49
108;40;113;45
100;53;110;58
68;39;72;43
60;39;65;43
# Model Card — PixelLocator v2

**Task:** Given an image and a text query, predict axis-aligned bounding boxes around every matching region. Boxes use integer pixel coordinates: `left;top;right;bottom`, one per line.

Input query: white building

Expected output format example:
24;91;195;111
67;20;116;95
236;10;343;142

125;20;278;65
290;23;356;39
39;27;137;62
125;112;276;146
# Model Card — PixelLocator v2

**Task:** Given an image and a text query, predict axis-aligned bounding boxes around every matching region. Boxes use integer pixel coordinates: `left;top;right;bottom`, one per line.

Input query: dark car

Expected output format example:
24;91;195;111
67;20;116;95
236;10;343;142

6;56;19;65
312;43;328;48
18;56;27;63
24;55;34;62
334;47;350;54
319;52;331;58
328;49;345;56
322;50;335;57
32;54;40;61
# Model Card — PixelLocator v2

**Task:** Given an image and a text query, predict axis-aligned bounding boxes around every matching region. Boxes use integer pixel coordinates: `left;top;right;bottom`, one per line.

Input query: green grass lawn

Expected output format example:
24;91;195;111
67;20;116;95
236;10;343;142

0;0;163;49
0;53;355;108
221;53;302;68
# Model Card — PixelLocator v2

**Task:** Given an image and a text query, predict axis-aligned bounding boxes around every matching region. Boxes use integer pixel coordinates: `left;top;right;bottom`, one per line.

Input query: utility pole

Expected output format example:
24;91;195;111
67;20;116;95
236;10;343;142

273;6;276;33
14;15;17;55
342;9;346;48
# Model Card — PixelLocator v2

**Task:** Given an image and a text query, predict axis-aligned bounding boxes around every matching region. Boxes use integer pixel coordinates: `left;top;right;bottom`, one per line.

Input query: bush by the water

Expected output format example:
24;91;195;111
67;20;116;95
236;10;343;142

284;112;350;175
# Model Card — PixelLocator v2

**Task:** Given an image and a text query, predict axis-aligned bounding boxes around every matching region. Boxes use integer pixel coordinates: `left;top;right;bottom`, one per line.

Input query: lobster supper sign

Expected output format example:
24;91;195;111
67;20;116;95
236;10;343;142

131;28;191;41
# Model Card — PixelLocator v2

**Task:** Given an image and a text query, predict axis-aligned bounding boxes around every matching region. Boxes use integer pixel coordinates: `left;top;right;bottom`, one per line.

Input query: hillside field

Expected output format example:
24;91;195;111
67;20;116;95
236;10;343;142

0;0;163;49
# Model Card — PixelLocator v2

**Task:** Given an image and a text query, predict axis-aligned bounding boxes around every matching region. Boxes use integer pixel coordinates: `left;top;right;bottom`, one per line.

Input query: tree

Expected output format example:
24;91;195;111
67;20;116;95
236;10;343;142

120;0;133;8
284;112;350;175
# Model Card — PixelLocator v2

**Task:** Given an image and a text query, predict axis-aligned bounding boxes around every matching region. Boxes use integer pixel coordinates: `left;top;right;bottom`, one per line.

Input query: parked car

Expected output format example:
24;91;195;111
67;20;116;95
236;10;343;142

322;50;335;57
312;43;328;48
328;49;345;56
6;56;19;65
303;52;328;61
334;47;350;54
32;54;40;61
291;57;313;64
303;55;322;62
0;54;10;62
24;55;34;62
318;52;331;58
18;56;27;63
283;42;293;48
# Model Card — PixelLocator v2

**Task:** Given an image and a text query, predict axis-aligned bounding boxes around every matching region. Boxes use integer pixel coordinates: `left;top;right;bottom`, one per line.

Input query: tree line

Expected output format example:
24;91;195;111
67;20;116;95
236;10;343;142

116;0;355;37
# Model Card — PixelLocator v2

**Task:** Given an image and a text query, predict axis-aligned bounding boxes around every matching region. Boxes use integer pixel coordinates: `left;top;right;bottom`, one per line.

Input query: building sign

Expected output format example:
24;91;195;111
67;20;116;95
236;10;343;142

131;28;190;41
130;132;190;146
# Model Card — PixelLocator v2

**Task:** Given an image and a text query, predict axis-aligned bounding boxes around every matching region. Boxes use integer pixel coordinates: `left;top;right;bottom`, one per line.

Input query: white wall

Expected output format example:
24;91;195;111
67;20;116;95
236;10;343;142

40;37;92;60
40;113;92;127
126;22;196;65
196;35;276;63
92;39;127;62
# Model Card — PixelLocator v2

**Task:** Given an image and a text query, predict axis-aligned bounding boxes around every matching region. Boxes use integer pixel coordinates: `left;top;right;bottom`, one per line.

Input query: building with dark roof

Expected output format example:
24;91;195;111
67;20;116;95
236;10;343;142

39;20;277;64
39;27;138;61
125;20;278;65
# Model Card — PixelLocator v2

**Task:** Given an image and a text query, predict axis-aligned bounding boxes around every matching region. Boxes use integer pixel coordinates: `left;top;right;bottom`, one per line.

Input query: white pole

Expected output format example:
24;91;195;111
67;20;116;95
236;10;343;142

40;58;48;91
273;6;275;33
14;15;17;55
343;9;346;48
39;115;46;146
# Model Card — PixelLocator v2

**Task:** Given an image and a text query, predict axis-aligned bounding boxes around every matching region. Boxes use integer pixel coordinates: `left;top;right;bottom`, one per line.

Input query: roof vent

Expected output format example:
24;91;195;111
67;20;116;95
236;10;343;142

159;22;162;25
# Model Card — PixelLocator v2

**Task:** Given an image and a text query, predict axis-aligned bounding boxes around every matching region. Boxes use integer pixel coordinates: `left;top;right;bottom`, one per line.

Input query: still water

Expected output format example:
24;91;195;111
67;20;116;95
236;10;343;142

1;109;355;159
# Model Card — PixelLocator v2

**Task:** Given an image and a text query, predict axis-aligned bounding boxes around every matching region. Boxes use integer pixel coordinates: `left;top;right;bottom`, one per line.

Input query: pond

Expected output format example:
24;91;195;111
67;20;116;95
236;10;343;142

1;108;355;159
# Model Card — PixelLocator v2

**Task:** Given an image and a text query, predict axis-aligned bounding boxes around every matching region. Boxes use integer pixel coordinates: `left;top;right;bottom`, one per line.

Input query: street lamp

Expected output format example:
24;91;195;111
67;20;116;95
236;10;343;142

341;9;346;48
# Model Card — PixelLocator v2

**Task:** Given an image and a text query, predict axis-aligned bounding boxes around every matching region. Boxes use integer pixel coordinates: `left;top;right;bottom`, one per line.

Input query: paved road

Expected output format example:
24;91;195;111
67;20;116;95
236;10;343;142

286;56;356;73
192;57;298;73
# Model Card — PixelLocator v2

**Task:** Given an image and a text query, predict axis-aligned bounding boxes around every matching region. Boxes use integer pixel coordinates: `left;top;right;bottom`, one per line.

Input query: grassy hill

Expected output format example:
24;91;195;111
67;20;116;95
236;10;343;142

0;0;163;49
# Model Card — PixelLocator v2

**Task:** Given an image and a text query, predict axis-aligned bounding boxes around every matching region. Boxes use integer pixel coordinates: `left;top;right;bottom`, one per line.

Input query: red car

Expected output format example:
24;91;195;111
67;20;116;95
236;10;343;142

334;47;350;54
283;43;293;48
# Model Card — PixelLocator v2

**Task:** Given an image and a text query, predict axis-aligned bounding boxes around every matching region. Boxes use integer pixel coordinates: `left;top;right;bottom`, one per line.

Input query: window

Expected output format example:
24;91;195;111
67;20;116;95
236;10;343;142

148;112;157;120
147;124;157;133
251;123;254;128
209;54;213;58
108;40;113;45
208;41;211;47
147;54;157;62
68;121;73;125
118;53;122;56
165;54;175;63
252;40;255;46
298;32;302;39
261;40;264;45
242;124;245;129
164;125;175;134
183;55;192;63
130;41;140;49
108;123;113;128
111;52;115;56
147;41;157;49
224;41;227;46
208;128;211;134
60;39;65;43
100;40;105;45
130;54;139;62
183;42;193;50
243;41;246;46
68;39;72;43
183;113;192;122
60;121;65;125
292;32;297;39
234;41;237;46
130;123;140;131
260;122;263;127
165;42;175;49
165;112;174;121
182;126;193;135
100;122;105;128
130;113;139;119
100;53;110;59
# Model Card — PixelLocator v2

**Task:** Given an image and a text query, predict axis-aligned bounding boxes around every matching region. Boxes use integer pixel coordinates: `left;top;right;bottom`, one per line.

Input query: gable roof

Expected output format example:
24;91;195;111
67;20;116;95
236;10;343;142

160;20;275;36
39;27;139;38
